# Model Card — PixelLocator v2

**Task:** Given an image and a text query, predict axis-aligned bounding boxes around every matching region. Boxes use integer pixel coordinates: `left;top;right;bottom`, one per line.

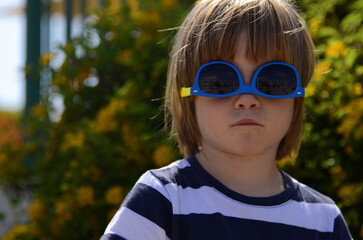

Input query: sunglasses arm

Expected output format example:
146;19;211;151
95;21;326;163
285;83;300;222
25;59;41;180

180;87;192;97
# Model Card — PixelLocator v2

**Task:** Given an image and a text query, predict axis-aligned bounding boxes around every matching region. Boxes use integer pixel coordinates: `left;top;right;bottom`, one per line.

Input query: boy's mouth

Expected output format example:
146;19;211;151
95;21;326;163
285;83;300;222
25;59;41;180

232;118;262;126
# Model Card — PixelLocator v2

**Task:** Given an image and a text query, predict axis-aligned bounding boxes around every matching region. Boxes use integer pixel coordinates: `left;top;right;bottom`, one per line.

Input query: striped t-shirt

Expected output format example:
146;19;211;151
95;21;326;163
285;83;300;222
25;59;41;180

101;156;352;240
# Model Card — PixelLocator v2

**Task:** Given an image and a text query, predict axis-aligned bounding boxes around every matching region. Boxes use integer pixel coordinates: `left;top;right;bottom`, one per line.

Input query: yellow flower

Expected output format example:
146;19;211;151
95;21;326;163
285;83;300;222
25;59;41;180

329;165;347;186
82;165;102;180
120;124;138;148
352;82;363;96
152;145;174;167
39;52;55;66
92;99;127;133
305;81;316;97
60;130;85;151
55;200;72;221
307;61;332;97
106;0;121;14
0;153;7;167
0;111;21;149
356;66;363;76
338;183;362;205
140;11;161;27
326;41;348;58
337;97;363;139
74;67;92;87
76;185;95;207
30;104;46;120
128;0;140;20
105;185;124;205
127;0;161;28
309;16;323;39
161;0;178;11
115;49;133;66
53;75;66;86
28;199;45;221
2;224;31;240
63;42;74;54
312;61;332;81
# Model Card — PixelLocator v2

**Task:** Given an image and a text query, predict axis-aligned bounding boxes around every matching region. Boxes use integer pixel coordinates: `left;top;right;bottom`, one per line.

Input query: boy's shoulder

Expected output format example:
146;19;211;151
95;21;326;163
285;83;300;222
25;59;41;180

146;157;204;188
285;173;336;205
149;158;191;180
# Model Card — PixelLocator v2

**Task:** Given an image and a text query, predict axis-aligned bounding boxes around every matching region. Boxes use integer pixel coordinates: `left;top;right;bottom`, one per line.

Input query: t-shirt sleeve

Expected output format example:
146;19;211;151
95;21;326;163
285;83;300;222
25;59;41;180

333;213;353;240
100;171;173;240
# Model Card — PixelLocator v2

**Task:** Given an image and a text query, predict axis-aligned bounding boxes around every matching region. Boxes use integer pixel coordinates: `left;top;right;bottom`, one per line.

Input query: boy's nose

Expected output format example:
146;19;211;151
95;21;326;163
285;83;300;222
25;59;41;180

234;93;260;110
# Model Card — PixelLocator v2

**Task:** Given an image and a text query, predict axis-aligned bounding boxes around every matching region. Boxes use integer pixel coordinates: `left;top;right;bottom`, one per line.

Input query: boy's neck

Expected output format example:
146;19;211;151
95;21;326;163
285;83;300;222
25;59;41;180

195;148;285;198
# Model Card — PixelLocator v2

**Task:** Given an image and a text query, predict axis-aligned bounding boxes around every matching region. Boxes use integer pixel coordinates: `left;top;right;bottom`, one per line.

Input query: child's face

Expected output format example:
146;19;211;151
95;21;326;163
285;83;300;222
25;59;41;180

195;34;294;159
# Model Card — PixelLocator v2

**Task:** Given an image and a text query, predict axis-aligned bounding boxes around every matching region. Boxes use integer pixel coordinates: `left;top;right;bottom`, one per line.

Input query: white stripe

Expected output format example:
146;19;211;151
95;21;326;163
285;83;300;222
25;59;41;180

141;179;340;233
158;159;191;170
136;159;191;201
105;207;171;240
137;171;172;201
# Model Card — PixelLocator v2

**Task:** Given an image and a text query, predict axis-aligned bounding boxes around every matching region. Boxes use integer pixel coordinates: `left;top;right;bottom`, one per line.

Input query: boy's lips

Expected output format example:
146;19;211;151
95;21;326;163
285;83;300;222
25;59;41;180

232;118;262;126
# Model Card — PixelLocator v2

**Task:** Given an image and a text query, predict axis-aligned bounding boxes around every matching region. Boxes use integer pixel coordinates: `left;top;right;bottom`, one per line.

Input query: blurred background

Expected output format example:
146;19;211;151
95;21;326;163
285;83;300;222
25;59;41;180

0;0;25;112
0;0;362;239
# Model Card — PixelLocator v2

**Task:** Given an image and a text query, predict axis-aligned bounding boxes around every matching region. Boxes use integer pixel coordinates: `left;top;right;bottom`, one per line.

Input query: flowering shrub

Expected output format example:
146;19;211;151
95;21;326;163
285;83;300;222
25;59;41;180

0;111;27;189
284;1;363;238
0;0;191;239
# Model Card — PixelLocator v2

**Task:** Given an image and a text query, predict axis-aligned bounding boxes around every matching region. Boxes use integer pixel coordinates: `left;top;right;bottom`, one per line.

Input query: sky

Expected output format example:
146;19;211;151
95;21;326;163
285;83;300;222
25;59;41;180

0;0;25;111
0;0;84;113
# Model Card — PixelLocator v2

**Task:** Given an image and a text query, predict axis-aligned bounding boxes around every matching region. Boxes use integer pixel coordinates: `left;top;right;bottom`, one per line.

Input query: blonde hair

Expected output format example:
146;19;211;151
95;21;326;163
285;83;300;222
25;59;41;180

165;0;315;160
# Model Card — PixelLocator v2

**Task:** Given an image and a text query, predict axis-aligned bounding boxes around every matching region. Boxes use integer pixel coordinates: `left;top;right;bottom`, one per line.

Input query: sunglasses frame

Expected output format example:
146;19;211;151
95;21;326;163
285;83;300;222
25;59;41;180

181;61;305;99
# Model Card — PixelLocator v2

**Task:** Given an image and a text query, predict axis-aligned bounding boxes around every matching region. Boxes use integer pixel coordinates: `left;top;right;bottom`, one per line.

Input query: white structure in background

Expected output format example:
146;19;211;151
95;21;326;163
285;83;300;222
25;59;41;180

0;190;30;235
0;0;25;111
0;0;27;236
0;0;84;235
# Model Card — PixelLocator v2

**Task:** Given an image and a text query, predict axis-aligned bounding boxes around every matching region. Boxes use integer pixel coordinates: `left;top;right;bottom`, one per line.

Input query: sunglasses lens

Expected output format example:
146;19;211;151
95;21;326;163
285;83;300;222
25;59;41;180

198;64;239;95
256;65;297;96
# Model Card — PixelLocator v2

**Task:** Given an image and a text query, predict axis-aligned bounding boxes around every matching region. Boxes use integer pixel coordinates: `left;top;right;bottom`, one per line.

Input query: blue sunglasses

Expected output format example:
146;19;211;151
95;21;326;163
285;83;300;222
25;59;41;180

181;61;304;99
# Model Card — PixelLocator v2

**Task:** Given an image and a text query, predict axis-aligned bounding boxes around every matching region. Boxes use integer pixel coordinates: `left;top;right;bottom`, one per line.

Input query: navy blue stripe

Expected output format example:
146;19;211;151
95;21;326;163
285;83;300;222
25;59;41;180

174;213;334;240
334;214;353;239
123;182;172;238
100;233;126;240
293;182;335;204
152;156;336;206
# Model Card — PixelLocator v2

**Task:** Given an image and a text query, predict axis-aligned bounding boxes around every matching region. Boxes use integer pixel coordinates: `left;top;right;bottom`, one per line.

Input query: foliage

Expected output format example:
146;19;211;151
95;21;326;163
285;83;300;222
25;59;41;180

0;0;362;239
0;111;25;189
282;0;363;238
0;0;191;239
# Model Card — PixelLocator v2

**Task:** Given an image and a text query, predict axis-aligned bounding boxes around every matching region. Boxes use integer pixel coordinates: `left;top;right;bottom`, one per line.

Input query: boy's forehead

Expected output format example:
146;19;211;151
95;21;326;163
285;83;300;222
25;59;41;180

235;32;248;55
231;32;278;64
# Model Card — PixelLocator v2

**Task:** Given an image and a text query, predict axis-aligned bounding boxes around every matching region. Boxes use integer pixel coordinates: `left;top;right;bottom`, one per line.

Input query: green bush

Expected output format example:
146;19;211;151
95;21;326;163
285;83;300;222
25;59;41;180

0;0;191;239
282;0;363;238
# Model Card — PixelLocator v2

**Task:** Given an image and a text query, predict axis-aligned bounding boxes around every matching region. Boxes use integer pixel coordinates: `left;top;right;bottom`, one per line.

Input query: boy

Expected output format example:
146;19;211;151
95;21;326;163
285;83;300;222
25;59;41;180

101;0;352;239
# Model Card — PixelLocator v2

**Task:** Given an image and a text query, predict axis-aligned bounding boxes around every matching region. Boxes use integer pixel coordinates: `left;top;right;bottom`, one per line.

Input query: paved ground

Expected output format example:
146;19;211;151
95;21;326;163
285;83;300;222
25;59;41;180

0;188;29;236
